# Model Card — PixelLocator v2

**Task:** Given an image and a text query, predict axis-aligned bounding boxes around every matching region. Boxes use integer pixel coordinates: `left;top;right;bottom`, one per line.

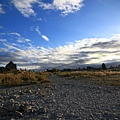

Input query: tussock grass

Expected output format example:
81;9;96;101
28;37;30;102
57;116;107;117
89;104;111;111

1;73;24;86
57;71;120;86
0;70;51;87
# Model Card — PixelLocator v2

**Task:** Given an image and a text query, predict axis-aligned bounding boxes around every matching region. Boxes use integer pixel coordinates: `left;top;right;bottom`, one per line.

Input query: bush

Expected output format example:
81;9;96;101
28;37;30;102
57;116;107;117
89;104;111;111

21;72;37;84
1;73;23;87
102;63;107;70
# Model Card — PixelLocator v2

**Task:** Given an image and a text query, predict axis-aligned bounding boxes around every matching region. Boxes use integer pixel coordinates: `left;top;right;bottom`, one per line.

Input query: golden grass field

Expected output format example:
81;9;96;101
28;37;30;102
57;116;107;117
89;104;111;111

0;70;51;87
0;70;120;87
57;70;120;86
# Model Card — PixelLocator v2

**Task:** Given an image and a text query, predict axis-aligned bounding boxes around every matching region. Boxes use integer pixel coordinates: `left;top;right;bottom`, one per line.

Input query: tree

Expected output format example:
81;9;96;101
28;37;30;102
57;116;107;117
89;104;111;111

102;63;107;70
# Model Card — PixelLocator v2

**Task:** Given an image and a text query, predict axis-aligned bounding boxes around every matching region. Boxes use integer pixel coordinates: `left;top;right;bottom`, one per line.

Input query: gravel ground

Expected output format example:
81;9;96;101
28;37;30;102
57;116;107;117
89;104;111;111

0;74;120;120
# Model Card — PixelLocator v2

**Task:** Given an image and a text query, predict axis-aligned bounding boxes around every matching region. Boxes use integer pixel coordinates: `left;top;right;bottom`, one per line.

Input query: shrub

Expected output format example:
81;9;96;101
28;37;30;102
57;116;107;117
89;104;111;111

1;73;23;87
21;72;37;84
0;71;51;87
102;63;107;70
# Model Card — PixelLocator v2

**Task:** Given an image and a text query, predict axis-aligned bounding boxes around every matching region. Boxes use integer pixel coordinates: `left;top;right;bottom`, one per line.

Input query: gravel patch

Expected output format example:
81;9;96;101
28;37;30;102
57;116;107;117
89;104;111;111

0;74;120;120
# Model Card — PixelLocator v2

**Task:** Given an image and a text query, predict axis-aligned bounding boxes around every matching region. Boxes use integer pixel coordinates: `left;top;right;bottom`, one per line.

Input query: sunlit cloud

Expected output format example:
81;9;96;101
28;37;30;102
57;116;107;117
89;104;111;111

111;34;120;41
17;38;31;43
0;39;7;42
0;4;5;14
41;35;49;41
12;0;37;17
35;26;49;41
0;34;120;70
0;31;31;44
39;0;84;16
9;32;21;37
12;0;84;17
35;26;41;35
53;0;84;16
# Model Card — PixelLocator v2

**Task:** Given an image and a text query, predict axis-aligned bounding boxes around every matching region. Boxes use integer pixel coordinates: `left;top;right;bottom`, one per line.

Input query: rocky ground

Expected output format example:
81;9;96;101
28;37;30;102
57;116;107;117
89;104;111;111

0;74;120;120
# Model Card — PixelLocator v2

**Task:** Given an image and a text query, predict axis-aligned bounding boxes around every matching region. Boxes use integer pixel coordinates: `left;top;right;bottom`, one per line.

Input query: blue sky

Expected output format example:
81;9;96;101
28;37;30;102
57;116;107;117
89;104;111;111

0;0;120;70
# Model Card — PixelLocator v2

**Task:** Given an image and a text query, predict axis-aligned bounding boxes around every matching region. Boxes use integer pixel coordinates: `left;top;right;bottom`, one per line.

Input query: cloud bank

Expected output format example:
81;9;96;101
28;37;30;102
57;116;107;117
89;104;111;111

12;0;84;17
0;33;120;70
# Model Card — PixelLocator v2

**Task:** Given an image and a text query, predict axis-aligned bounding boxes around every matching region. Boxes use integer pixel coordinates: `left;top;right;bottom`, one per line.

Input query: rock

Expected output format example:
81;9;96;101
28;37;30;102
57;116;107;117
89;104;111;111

40;115;49;120
0;98;3;102
38;108;47;114
14;103;20;111
13;94;19;99
9;98;15;103
65;113;79;119
7;112;14;117
14;111;22;118
3;101;15;111
10;118;16;120
3;101;16;112
6;104;15;111
0;107;8;117
29;89;32;93
19;103;28;112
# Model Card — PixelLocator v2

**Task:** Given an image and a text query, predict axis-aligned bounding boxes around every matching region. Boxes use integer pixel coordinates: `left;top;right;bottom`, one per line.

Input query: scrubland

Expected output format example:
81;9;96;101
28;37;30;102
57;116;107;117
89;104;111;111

57;70;120;86
0;70;120;87
0;70;51;87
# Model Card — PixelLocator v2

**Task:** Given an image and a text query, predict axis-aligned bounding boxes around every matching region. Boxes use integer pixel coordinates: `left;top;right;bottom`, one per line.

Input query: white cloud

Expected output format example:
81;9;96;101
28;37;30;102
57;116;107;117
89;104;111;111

25;39;31;42
0;32;6;35
35;26;41;35
35;26;49;41
39;0;84;16
9;32;21;37
111;34;120;41
12;0;84;17
17;38;31;43
0;4;5;14
37;18;42;21
41;34;49;41
53;0;84;15
0;39;7;42
12;0;37;17
0;34;120;70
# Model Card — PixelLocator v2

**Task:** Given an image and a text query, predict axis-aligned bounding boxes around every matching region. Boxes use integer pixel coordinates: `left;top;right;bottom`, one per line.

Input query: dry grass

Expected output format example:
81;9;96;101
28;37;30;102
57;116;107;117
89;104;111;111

57;70;120;86
0;71;51;87
1;73;24;86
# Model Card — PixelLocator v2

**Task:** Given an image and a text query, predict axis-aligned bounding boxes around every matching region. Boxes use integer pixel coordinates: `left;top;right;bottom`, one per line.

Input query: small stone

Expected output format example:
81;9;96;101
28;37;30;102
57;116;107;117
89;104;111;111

0;99;3;102
38;108;47;114
7;112;14;117
9;98;15;103
14;111;22;118
0;107;8;117
7;104;15;111
29;90;32;93
13;94;19;99
10;118;16;120
19;103;28;112
14;103;20;111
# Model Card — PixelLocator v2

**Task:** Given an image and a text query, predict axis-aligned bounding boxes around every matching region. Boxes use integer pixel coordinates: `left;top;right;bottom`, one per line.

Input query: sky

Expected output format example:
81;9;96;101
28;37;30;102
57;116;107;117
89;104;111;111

0;0;120;70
